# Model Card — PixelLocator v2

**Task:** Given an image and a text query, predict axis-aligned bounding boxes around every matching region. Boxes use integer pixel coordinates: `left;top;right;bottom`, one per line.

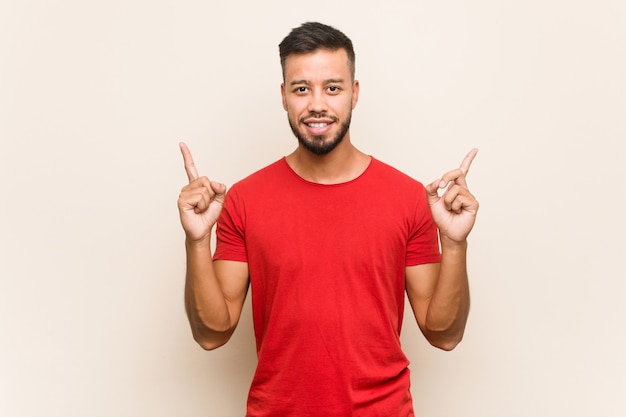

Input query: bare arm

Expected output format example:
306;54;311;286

178;142;250;350
406;149;479;351
184;243;249;350
406;240;470;351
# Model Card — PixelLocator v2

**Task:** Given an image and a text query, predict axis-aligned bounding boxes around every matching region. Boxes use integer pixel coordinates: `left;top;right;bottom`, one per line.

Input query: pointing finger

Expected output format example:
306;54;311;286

459;148;478;176
179;142;199;182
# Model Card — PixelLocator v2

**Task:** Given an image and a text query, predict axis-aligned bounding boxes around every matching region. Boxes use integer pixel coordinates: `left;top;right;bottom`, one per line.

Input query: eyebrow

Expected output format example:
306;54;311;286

289;78;345;86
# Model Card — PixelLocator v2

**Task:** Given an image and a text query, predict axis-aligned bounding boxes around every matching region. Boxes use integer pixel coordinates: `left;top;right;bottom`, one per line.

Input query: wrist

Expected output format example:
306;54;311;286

185;234;213;251
439;234;468;252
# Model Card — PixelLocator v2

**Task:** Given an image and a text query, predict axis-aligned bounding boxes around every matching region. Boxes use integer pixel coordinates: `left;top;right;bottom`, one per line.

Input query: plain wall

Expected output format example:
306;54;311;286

1;0;625;416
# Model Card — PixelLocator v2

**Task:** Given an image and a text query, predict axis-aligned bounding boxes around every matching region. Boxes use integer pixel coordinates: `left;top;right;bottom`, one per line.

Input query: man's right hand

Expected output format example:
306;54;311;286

177;142;227;243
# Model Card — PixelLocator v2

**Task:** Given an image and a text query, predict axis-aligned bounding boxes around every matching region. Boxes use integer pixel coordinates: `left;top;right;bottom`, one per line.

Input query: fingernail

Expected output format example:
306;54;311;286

439;180;446;188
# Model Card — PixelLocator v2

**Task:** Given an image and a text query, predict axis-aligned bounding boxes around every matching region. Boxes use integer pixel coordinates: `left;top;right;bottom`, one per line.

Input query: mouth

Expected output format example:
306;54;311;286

305;122;332;135
302;116;336;135
307;122;329;128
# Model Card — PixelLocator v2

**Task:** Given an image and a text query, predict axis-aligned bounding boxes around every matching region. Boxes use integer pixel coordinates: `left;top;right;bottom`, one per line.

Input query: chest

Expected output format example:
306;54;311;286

244;186;414;276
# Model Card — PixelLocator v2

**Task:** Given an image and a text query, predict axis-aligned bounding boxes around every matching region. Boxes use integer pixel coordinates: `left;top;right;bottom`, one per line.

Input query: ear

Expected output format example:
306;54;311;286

351;80;360;109
281;83;287;111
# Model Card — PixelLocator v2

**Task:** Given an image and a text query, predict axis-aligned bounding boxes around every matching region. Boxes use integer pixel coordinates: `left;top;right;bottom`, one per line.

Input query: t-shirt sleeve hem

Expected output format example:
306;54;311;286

405;253;442;267
212;251;248;263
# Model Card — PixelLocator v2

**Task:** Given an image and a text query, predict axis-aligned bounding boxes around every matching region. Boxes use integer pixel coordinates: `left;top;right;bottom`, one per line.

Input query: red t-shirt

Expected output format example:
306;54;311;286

214;157;441;417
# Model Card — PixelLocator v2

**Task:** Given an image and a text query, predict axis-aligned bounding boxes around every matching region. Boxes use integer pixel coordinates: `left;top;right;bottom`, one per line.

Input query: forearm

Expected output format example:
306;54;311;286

424;236;471;350
184;237;234;349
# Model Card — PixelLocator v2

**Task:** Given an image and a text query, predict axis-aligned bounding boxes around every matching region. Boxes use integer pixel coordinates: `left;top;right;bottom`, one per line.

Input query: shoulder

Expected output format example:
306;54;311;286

364;158;430;212
229;158;291;191
367;158;425;190
224;158;297;207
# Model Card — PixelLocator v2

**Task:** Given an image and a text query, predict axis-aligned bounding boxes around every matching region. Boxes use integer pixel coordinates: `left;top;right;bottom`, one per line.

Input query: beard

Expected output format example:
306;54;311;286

288;112;352;156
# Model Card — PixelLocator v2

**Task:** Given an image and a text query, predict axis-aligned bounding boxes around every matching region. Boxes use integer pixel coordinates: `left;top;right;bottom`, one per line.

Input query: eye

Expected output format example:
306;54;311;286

327;85;341;94
294;86;308;94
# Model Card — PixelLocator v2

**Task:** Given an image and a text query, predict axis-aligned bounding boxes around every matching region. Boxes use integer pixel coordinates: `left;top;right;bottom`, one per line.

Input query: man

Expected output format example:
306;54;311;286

177;22;478;417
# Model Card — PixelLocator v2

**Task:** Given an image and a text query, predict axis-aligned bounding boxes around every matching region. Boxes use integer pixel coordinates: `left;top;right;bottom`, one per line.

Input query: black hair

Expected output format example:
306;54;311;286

279;22;355;80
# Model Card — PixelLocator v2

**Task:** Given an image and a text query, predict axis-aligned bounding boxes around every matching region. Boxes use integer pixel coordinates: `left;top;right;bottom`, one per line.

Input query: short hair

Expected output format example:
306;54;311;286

279;22;356;80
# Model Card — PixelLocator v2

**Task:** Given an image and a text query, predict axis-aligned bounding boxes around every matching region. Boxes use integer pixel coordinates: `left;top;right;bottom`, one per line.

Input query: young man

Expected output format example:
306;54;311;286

178;22;478;417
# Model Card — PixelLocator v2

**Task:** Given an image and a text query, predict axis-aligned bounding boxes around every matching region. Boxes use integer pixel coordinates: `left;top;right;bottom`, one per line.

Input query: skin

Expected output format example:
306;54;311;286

281;49;369;184
407;149;478;350
177;48;479;351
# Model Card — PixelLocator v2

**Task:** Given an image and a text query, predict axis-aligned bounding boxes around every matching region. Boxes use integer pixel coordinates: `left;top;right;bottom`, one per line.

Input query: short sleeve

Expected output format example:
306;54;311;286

213;186;248;262
405;186;441;266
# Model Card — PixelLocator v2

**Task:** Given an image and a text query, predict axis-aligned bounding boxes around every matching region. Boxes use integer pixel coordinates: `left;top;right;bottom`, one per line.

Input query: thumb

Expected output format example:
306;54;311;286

211;181;227;201
425;179;441;205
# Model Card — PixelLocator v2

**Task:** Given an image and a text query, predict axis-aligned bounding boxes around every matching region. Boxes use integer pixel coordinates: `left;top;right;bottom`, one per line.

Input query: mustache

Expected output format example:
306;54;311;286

300;113;339;123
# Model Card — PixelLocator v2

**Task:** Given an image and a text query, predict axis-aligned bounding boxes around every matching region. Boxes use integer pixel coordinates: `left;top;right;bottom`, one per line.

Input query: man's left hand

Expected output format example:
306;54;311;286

426;149;479;243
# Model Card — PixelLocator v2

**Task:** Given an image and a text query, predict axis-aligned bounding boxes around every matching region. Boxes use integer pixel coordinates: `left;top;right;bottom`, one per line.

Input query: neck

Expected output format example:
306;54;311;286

285;135;371;184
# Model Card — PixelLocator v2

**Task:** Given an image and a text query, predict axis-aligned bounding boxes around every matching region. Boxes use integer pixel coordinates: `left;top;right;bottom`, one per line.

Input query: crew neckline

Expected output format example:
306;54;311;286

281;156;375;187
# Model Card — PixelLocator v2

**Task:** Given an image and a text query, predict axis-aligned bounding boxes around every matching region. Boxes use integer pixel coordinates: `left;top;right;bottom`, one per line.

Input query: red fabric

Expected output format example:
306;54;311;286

214;158;441;417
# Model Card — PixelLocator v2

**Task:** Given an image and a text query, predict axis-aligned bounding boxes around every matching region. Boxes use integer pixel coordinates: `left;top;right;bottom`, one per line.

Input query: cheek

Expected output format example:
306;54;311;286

285;98;306;117
341;98;355;114
285;106;300;125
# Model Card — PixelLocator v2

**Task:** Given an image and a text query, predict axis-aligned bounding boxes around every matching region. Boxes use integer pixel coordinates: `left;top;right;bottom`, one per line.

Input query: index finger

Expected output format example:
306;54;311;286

179;142;199;182
459;148;478;175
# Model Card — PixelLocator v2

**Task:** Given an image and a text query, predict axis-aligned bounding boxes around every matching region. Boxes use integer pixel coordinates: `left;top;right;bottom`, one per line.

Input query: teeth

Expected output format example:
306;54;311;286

308;123;328;128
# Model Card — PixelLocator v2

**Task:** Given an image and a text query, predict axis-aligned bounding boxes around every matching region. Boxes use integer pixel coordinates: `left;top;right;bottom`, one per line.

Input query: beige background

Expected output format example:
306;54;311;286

1;0;625;416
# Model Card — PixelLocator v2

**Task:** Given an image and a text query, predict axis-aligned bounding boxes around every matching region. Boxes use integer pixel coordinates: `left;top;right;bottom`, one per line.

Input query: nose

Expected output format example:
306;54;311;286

307;90;327;114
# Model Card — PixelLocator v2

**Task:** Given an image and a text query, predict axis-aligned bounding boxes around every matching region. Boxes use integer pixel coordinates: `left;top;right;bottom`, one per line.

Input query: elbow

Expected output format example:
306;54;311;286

423;307;469;351
186;305;237;350
190;322;235;351
195;335;228;351
428;334;463;351
193;329;233;351
423;322;466;351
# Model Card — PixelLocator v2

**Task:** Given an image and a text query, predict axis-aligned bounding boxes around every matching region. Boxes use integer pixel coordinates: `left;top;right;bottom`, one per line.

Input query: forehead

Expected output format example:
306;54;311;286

283;49;351;82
